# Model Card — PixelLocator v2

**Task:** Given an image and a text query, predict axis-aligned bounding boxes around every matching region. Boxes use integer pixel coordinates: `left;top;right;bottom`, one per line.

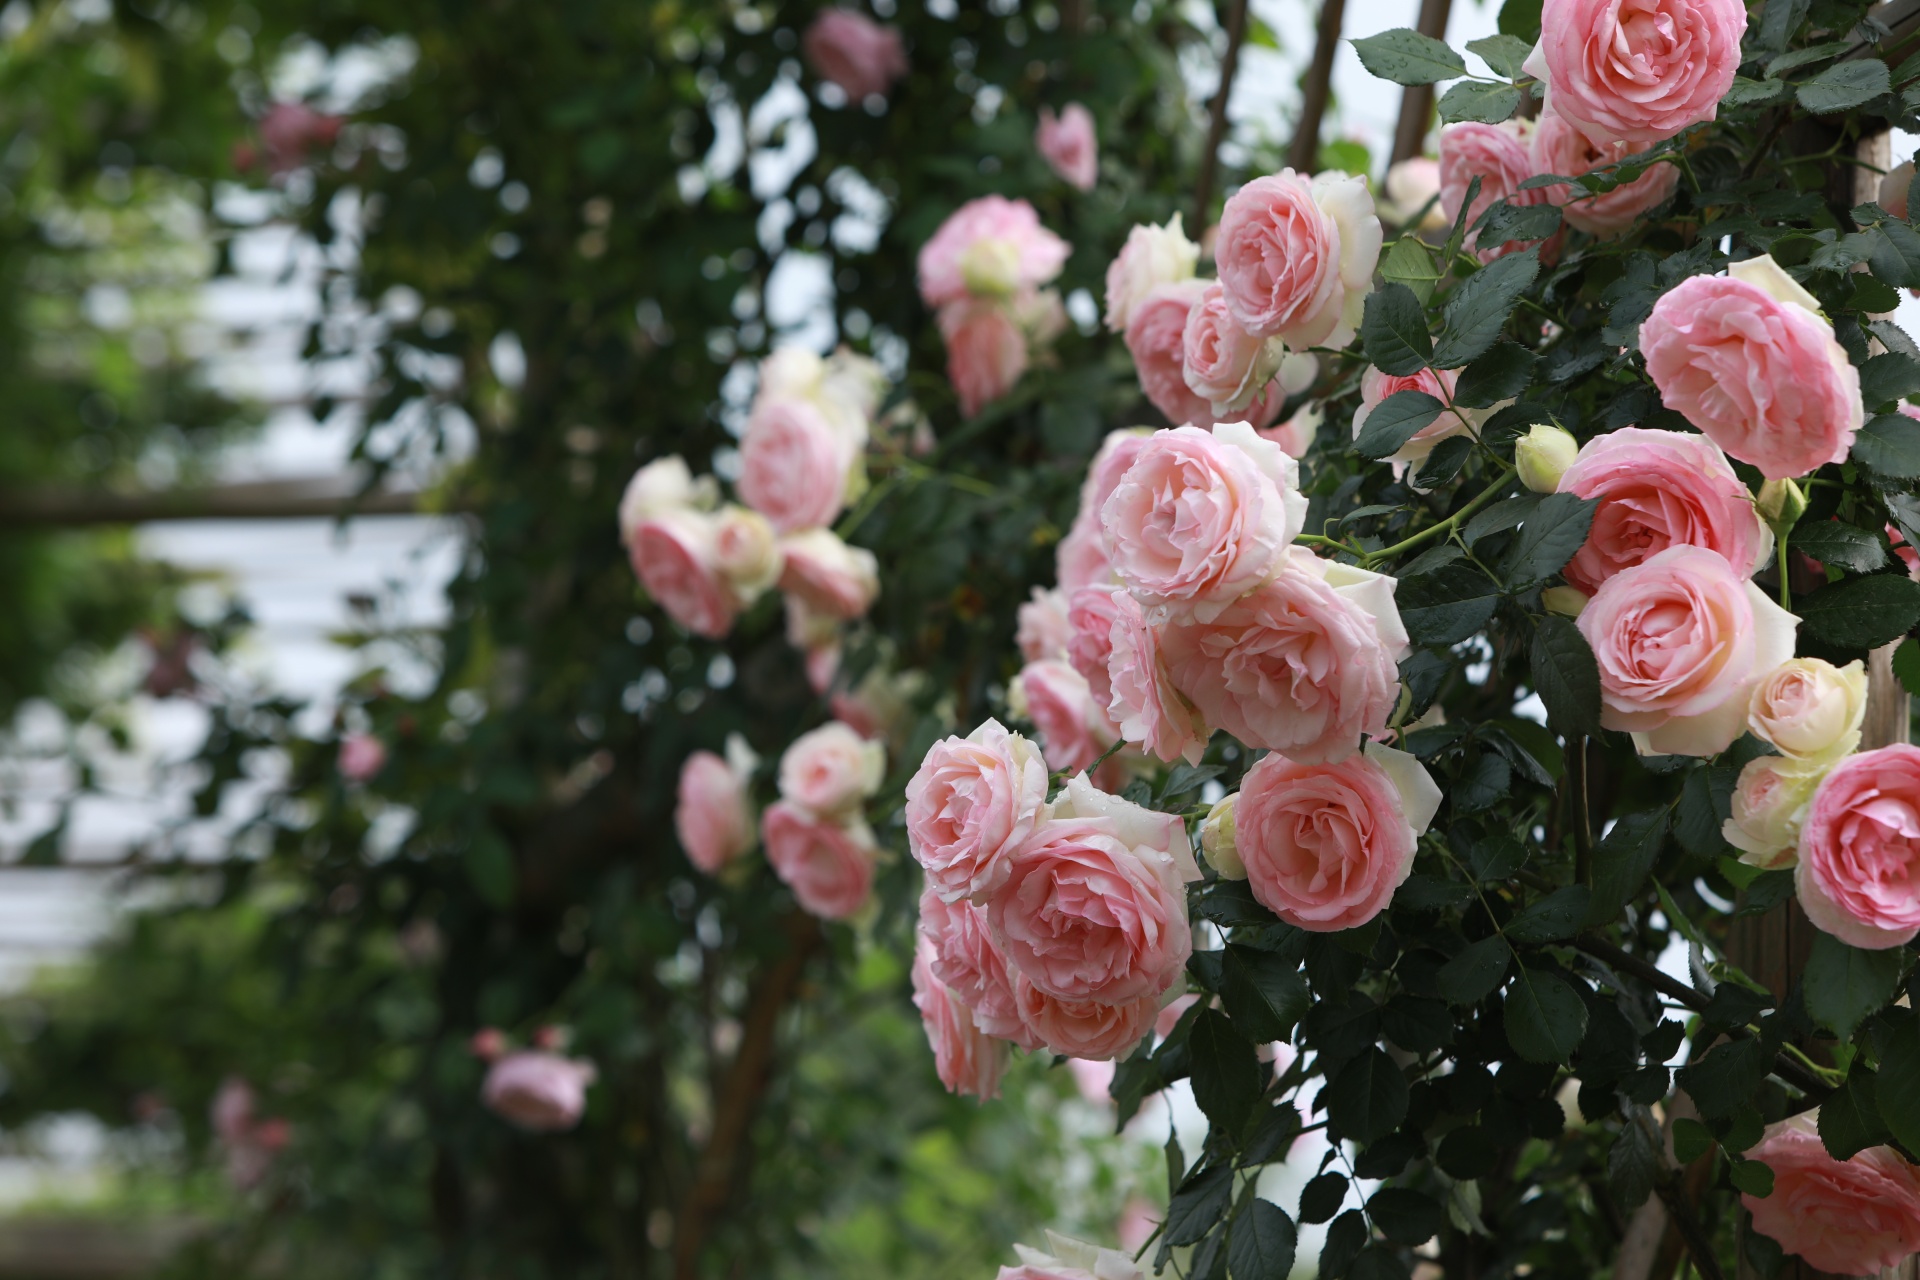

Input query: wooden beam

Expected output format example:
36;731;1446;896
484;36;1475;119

0;476;444;528
1286;0;1347;175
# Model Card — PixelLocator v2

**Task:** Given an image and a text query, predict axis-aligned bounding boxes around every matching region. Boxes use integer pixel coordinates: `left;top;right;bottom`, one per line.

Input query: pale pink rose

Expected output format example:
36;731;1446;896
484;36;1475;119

631;510;737;639
1214;169;1380;350
738;398;857;534
912;937;1009;1100
1261;401;1321;459
675;748;755;874
1559;427;1772;595
999;1233;1153;1280
1383;157;1446;232
711;505;782;600
778;529;879;619
1526;0;1746;146
1105;590;1209;766
905;718;1050;903
1118;1198;1162;1254
1128;279;1214;426
1530;107;1679;236
1101;422;1307;623
1012;975;1161;1061
1438;121;1558;262
1233;743;1441;932
1104;215;1199;333
917;196;1069;310
919;888;1037;1047
777;721;884;819
801;9;908;103
1056;516;1116;594
1014;659;1119;777
1882;161;1915;219
481;1051;597;1132
1749;658;1867;762
1159;548;1408;764
804;642;840;694
761;801;877;921
1350;366;1479;480
1017;587;1073;663
1796;745;1920;950
338;733;387;782
1181;282;1279;417
1640;271;1863;480
1036;103;1098;192
1743;1112;1920;1276
251;101;343;178
938;297;1029;417
617;455;716;544
469;1028;507;1061
1578;545;1799;757
1065;585;1126;708
1154;992;1199;1041
1723;754;1824;870
989;774;1193;1005
1066;1056;1115;1104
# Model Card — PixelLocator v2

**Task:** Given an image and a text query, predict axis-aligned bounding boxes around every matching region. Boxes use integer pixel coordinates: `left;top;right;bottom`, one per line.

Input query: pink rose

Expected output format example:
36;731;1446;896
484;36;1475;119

1232;743;1442;932
905;718;1050;903
761;801;877;921
1351;366;1480;480
938;297;1029;417
1057;430;1154;592
1438;121;1559;262
778;528;879;619
618;455;716;543
1743;1112;1920;1276
631;510;738;639
1641;265;1863;480
337;733;387;782
912;937;1009;1100
919;888;1037;1047
1722;754;1824;870
801;9;908;103
1036;103;1098;192
1261;402;1321;459
989;774;1195;1005
1130;281;1282;428
1105;590;1209;766
1530;108;1679;237
1065;586;1126;708
1000;1234;1153;1280
1014;659;1120;777
777;721;884;819
1384;157;1447;232
1159;547;1408;764
1526;0;1746;146
1012;975;1161;1062
1558;427;1772;595
917;196;1069;310
481;1051;597;1133
1181;281;1280;417
469;1028;507;1061
1101;422;1307;623
675;744;756;874
1214;169;1380;350
738;398;857;534
1577;545;1798;756
1017;587;1073;663
1796;745;1920;950
1105;215;1199;334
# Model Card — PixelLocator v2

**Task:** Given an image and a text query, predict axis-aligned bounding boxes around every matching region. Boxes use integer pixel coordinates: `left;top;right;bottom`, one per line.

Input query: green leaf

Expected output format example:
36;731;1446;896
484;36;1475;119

1297;1171;1348;1225
1366;1187;1443;1246
1467;33;1534;79
1218;945;1311;1043
1228;1199;1297;1280
1883;1013;1920;1154
1502;492;1596;587
1723;76;1793;107
1434;250;1541;368
1189;1009;1262;1137
1765;41;1850;78
1354;390;1444;458
1790;518;1892;573
1585;810;1669;927
1350;28;1467;86
1796;58;1891;114
1728;1159;1775;1197
1489;717;1565;784
1360;283;1433;376
1380;995;1453;1053
1379;236;1442;306
1463;490;1540;544
1870;220;1920;290
1859;351;1920;409
1497;0;1542;39
1677;1039;1770;1120
1506;885;1592;943
1820;1065;1892;1160
1414;436;1475;489
1436;1126;1499;1179
1797;573;1920;650
1530;615;1603;737
1454;752;1512;813
1348;1247;1413;1280
1473;200;1561;249
1504;966;1589;1063
1466;833;1528;881
1673;1117;1714;1165
1897;637;1920;696
1436;935;1511;1005
1439;79;1522;124
1803;931;1908;1040
1608;1118;1659;1209
1320;1211;1368;1279
466;830;516;907
1166;1163;1234;1245
1850;413;1920;480
1324;1047;1409;1145
1397;566;1500;645
1454;341;1538;409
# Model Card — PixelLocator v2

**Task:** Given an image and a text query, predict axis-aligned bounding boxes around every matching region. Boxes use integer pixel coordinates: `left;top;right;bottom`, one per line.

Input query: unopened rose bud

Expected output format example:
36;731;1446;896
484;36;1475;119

959;237;1023;298
1756;477;1808;534
1199;795;1246;880
1541;585;1589;618
470;1028;507;1061
1515;424;1579;493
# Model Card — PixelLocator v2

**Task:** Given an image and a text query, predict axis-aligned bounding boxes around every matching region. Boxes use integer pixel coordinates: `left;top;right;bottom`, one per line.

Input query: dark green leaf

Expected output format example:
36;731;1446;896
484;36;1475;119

1360;283;1433;376
1820;1065;1890;1159
1380;236;1443;305
1325;1047;1409;1145
1454;341;1538;409
1436;1126;1499;1179
1219;945;1311;1043
1350;28;1468;85
1729;1159;1775;1197
1796;58;1891;114
1367;1187;1443;1246
1434;250;1541;368
1228;1199;1297;1280
1791;518;1892;572
1167;1163;1235;1245
1437;936;1511;1004
1474;200;1561;249
1439;79;1523;124
1160;761;1228;804
1198;879;1276;928
1871;220;1920;289
1348;1247;1412;1280
1398;565;1500;645
1502;492;1596;587
1859;352;1920;410
1319;1211;1368;1280
1723;75;1793;107
1803;931;1908;1040
466;831;515;907
1298;1172;1348;1225
1673;1117;1714;1165
1466;833;1529;881
1797;573;1920;650
1585;810;1669;926
1454;752;1512;813
1490;717;1565;783
1677;1038;1770;1120
1883;1014;1920;1153
1380;995;1453;1053
1765;40;1850;77
1506;885;1592;943
1355;390;1445;458
1414;435;1475;489
1897;637;1920;696
1190;1008;1263;1137
1463;491;1540;544
1498;0;1542;38
1466;33;1534;78
1608;1117;1659;1209
1850;414;1920;480
1531;615;1603;737
1505;966;1589;1063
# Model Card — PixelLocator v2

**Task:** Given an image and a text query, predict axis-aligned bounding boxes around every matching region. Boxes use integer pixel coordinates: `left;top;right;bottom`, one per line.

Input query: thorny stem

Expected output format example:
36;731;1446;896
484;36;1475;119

1362;464;1517;567
1776;533;1793;611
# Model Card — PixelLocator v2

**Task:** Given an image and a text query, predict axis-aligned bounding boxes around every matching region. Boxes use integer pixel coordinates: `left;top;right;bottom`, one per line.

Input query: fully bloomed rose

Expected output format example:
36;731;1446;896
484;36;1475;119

1749;658;1867;762
762;802;877;920
917;196;1069;310
1743;1112;1920;1275
1011;975;1161;1061
1525;0;1746;146
1128;279;1215;426
778;528;879;619
631;510;739;639
1215;169;1379;353
990;774;1196;1005
1181;281;1281;417
999;1232;1152;1280
1641;260;1863;479
1016;587;1073;663
905;718;1050;903
1036;103;1097;192
1104;215;1199;333
1438;122;1557;262
737;398;858;534
1383;157;1447;232
1232;744;1441;932
919;888;1035;1047
777;721;884;819
1530;107;1679;236
1722;754;1824;869
1796;745;1920;949
1261;402;1320;459
481;1052;597;1132
911;937;1008;1100
617;455;717;543
801;9;908;103
1558;427;1772;595
1064;585;1125;708
938;297;1029;418
1350;366;1481;481
1101;422;1307;622
1578;545;1798;756
675;740;757;875
1159;547;1408;764
1057;430;1153;592
1105;589;1209;765
1013;659;1121;777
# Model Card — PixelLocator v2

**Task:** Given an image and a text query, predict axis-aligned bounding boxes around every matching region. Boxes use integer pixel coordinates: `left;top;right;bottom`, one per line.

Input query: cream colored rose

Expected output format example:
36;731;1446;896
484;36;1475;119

1748;658;1866;762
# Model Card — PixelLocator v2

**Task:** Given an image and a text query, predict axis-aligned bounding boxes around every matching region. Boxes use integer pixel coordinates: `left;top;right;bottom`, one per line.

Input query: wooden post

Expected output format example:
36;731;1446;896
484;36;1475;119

1389;0;1452;165
1285;0;1347;175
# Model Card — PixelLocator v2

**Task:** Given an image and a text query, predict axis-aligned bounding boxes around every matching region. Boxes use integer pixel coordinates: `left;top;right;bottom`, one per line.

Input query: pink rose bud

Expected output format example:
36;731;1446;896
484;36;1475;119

911;937;1009;1100
1748;658;1867;762
801;9;908;103
1515;423;1579;493
778;529;879;620
1104;215;1199;334
1526;0;1746;146
481;1051;597;1133
1557;427;1773;596
1722;754;1824;870
776;721;884;820
1350;366;1481;482
1016;586;1073;664
1640;259;1863;480
469;1028;508;1061
906;718;1050;903
1439;122;1559;263
918;888;1036;1047
1035;103;1098;192
917;196;1069;311
1796;745;1920;949
738;397;859;534
676;741;757;875
1529;108;1680;237
1578;545;1797;757
1742;1112;1920;1275
1232;743;1441;932
937;297;1029;417
761;801;878;921
1214;169;1381;352
338;733;387;782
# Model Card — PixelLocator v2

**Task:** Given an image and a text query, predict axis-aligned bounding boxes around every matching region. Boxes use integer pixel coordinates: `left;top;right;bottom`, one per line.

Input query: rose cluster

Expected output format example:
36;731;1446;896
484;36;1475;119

918;196;1071;417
